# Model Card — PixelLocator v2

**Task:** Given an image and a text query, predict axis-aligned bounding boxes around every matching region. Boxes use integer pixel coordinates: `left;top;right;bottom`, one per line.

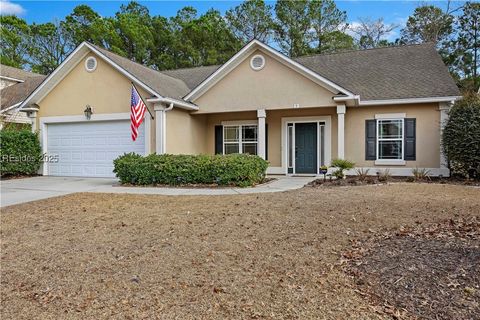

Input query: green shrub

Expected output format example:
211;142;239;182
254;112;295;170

443;95;480;178
331;158;355;179
0;128;42;176
113;153;269;187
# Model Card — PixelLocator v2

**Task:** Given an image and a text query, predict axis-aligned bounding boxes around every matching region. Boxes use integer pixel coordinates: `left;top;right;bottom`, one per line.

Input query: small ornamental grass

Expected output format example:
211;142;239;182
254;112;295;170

113;153;269;187
412;167;431;181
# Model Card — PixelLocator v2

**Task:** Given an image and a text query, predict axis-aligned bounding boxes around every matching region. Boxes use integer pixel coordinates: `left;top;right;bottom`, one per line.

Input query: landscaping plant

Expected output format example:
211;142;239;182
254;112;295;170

113;153;269;187
0;128;41;177
442;94;480;179
331;159;355;179
355;168;370;181
377;169;391;182
412;167;431;181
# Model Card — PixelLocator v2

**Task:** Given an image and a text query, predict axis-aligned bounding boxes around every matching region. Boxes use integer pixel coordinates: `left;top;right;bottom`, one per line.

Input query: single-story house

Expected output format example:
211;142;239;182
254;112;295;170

0;64;46;127
17;40;461;177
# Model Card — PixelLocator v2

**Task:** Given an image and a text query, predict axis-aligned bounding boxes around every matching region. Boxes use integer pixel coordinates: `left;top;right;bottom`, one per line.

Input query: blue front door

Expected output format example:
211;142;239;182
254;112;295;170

295;123;317;174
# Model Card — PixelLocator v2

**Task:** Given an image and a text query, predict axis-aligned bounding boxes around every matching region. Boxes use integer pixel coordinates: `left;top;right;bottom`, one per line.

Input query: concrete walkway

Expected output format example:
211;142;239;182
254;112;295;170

1;176;315;207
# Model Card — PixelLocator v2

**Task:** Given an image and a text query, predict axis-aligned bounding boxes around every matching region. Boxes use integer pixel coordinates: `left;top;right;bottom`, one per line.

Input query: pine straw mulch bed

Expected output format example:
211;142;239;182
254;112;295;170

343;217;480;320
116;178;277;189
308;176;480;187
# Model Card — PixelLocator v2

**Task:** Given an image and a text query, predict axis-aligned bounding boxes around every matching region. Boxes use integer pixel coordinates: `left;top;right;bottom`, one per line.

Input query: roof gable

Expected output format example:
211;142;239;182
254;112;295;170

194;50;338;113
184;40;355;102
19;42;197;111
89;44;190;99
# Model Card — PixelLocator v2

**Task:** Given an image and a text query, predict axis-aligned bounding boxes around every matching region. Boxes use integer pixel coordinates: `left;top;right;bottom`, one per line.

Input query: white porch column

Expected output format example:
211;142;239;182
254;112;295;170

336;104;346;159
154;104;167;154
257;109;266;159
439;101;453;170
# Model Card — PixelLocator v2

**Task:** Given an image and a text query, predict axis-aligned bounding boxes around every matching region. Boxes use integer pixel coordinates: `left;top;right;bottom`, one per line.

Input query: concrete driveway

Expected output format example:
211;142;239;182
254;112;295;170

0;176;117;207
1;175;315;208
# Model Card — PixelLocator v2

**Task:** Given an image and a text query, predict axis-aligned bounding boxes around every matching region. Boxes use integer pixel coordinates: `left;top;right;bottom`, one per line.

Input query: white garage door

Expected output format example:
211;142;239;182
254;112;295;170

46;120;145;177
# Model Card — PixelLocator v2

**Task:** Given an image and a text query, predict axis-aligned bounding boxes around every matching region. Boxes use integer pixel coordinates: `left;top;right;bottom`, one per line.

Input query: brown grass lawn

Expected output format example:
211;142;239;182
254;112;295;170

1;184;479;319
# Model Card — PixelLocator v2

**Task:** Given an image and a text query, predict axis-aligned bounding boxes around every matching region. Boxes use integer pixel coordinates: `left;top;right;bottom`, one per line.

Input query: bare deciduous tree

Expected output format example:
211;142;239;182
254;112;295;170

350;17;398;49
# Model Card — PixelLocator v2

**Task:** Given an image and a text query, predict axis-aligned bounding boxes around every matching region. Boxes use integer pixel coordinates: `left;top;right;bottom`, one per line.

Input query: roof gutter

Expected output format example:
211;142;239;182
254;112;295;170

333;95;462;106
358;96;462;106
333;95;360;106
146;96;199;111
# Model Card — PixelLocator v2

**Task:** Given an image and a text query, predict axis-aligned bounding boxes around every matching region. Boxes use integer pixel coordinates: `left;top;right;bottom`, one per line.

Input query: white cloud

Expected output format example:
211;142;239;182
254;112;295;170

0;0;26;16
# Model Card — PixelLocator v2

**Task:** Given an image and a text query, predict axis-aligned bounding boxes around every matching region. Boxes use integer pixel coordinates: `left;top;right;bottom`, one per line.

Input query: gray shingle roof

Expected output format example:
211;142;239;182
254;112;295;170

0;64;44;82
90;44;191;99
1;75;47;110
162;65;220;90
156;43;459;101
294;43;460;100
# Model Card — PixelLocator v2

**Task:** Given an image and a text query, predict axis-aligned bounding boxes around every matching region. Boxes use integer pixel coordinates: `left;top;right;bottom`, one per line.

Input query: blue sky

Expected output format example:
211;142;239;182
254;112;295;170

0;1;464;41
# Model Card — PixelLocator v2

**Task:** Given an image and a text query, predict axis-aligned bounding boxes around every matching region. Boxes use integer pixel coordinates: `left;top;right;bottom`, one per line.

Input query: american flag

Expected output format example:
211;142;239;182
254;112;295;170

130;85;146;141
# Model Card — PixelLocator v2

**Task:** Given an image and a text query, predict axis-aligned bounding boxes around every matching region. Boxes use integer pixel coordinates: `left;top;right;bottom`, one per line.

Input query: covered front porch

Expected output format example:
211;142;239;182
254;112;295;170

199;105;346;176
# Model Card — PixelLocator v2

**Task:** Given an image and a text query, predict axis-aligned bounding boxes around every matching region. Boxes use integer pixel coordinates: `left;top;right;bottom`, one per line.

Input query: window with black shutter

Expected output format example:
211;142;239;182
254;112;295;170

365;117;416;161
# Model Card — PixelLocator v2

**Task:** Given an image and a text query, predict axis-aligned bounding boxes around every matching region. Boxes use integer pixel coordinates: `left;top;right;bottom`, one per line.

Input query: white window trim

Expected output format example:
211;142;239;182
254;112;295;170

287;124;293;169
221;121;259;155
281;116;332;176
39;113;150;175
375;118;405;165
375;113;406;119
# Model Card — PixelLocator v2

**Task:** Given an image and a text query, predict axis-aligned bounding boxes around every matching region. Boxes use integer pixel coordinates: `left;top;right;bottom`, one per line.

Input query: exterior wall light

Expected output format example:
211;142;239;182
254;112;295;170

84;105;93;120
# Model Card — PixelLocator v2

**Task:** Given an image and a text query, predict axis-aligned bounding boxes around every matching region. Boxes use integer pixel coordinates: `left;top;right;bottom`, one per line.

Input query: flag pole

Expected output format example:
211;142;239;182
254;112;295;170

131;82;154;120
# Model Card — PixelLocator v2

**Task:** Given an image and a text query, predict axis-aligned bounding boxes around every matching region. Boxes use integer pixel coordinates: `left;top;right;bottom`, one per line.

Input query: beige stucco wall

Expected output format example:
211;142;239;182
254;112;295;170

194;50;336;113
36;51;155;152
166;107;207;154
345;103;441;168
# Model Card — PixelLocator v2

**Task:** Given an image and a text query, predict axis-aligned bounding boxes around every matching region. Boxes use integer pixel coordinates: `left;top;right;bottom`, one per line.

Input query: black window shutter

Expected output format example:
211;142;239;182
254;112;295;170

214;125;223;154
265;124;268;160
404;118;416;160
365;120;376;160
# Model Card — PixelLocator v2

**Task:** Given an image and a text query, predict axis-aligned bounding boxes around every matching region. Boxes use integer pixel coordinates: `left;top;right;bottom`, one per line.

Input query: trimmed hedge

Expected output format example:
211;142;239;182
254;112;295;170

0;128;42;176
113;153;269;187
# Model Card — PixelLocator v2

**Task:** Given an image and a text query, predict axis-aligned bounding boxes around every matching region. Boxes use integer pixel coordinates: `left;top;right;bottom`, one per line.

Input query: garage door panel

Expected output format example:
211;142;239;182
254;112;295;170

47;120;145;178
